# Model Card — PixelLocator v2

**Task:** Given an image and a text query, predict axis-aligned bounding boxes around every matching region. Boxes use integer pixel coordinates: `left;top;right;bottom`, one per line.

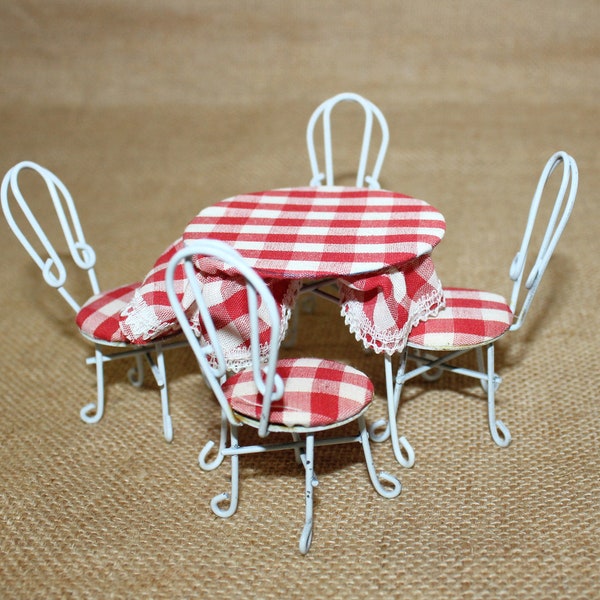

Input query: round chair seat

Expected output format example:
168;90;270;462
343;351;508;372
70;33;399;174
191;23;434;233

76;283;141;344
224;357;374;429
408;287;514;350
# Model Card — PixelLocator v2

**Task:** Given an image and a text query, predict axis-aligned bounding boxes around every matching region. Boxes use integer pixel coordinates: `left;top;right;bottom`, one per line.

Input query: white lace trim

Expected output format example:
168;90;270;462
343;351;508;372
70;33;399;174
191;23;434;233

206;279;302;373
341;283;445;355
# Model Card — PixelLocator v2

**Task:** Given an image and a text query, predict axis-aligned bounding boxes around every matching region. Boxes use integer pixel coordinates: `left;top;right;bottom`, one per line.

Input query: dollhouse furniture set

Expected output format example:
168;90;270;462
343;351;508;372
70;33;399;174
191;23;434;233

1;93;578;553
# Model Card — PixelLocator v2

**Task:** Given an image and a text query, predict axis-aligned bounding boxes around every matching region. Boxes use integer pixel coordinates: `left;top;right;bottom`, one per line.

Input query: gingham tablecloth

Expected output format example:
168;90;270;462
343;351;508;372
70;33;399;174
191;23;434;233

183;186;446;279
118;186;446;360
118;237;300;371
338;254;444;354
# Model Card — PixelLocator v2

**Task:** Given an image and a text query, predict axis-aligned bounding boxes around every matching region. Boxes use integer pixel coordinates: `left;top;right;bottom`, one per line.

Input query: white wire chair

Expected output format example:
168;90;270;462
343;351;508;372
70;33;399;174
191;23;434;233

370;151;579;463
306;91;390;189
286;92;391;350
166;239;401;554
1;161;186;441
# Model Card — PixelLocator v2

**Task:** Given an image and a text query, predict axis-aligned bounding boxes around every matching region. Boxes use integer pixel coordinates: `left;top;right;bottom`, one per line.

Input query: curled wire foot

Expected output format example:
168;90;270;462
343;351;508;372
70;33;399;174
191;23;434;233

127;360;145;388
368;418;391;443
198;441;225;471
375;471;402;499
421;368;443;382
80;402;103;424
299;521;313;555
210;492;236;518
491;419;512;448
394;436;415;469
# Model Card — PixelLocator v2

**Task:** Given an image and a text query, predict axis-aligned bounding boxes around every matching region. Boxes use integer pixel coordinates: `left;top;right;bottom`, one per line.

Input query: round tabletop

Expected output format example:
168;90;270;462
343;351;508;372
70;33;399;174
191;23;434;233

183;186;446;279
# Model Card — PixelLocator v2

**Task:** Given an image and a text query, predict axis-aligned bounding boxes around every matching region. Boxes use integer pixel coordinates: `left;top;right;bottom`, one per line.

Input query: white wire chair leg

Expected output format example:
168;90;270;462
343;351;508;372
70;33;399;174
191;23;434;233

476;346;488;392
199;411;228;471
153;344;172;442
485;344;512;447
386;353;415;467
129;343;173;442
369;352;415;468
358;415;402;499
127;354;145;387
299;434;316;554
368;352;397;443
291;431;303;464
80;345;106;424
210;424;240;518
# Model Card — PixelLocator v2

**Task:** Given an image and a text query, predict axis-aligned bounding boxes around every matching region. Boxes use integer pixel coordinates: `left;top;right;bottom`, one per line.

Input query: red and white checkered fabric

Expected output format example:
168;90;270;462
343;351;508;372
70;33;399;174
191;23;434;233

119;237;195;343
338;255;445;355
76;283;139;343
408;287;514;350
118;236;301;367
223;358;374;429
190;275;301;373
184;187;446;279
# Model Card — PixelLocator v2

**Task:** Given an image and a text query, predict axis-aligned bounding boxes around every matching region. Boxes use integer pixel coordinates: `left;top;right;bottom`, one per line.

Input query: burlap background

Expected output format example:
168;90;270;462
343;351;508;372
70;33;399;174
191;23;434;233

1;1;598;598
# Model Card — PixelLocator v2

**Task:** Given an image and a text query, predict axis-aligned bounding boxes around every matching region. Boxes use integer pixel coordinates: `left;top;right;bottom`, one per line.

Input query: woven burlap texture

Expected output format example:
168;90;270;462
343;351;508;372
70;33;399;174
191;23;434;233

1;1;598;598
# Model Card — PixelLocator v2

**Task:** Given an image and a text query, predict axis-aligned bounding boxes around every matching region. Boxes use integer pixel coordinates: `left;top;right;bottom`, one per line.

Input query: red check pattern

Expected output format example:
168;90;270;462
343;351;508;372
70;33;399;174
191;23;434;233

223;358;374;429
76;283;139;343
119;237;194;343
118;237;301;367
190;275;301;373
184;187;446;279
339;255;445;355
408;287;514;350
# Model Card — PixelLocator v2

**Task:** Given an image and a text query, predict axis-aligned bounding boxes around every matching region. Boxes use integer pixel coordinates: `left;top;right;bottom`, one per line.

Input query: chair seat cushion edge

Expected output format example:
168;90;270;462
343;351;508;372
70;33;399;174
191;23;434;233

224;357;374;430
408;287;514;350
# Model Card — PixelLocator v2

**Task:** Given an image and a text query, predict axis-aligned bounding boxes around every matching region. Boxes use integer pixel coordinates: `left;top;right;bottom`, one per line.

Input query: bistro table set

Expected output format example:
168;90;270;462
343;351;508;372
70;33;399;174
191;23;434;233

1;93;578;553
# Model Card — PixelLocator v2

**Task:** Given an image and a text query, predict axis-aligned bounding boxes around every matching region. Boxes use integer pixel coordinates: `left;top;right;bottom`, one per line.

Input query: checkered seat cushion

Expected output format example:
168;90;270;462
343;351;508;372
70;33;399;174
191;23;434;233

76;283;140;344
408;287;514;350
224;358;374;429
77;237;196;346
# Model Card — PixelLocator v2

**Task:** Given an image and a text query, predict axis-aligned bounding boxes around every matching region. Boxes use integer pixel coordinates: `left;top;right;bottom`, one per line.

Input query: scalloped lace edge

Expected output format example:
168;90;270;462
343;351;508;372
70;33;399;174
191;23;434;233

204;279;302;373
341;284;445;355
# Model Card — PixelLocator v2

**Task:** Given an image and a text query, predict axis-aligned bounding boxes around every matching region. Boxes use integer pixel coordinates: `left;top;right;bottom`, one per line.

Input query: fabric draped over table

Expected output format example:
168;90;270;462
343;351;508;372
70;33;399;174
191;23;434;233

186;272;301;373
118;237;301;372
119;237;192;343
117;238;444;369
338;254;444;355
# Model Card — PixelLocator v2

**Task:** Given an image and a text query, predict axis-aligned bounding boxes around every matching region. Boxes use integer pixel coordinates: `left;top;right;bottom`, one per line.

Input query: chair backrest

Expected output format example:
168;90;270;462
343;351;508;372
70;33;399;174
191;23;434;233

508;151;578;331
165;239;284;437
306;92;389;189
1;161;100;313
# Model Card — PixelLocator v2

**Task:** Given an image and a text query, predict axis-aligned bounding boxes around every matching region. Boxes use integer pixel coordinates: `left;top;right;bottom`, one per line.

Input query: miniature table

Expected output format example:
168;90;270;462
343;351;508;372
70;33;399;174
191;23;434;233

182;186;446;355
